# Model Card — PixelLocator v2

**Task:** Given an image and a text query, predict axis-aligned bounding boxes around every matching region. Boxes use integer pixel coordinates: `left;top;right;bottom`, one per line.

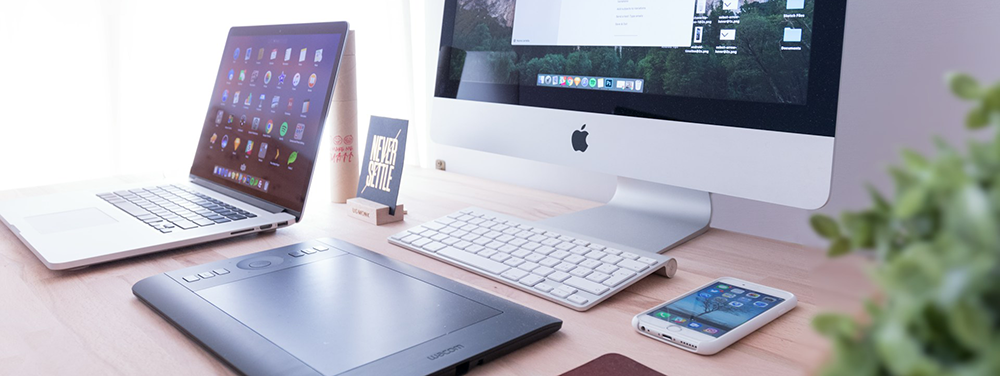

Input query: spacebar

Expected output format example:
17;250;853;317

437;247;510;275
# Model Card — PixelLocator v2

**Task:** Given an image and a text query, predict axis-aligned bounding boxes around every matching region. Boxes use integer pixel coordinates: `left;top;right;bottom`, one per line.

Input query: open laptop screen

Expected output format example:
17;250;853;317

190;23;348;214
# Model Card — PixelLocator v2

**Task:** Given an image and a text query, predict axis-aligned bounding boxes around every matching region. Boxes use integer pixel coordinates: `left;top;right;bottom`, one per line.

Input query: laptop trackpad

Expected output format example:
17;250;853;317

25;208;118;234
195;255;502;376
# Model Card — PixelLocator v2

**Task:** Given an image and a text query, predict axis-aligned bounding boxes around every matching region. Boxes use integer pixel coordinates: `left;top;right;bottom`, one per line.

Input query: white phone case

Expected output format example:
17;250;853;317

631;277;797;355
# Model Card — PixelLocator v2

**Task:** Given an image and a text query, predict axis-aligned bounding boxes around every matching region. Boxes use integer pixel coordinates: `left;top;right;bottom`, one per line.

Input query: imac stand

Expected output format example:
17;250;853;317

538;177;711;255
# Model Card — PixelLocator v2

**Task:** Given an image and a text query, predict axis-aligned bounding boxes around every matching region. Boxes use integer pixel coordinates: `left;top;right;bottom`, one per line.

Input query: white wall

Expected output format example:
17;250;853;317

0;0;418;191
416;0;1000;246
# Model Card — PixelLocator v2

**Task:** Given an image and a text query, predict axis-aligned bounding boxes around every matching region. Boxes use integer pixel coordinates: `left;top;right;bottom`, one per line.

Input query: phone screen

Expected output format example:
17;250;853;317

647;281;785;338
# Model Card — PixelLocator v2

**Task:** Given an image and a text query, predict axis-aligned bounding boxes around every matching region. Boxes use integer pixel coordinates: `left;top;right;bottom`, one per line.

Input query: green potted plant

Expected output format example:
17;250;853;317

809;74;1000;376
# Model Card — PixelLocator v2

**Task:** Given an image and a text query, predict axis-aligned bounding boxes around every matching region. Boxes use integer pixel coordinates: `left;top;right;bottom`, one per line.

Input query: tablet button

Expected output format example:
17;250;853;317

236;256;283;270
667;325;683;332
248;260;271;268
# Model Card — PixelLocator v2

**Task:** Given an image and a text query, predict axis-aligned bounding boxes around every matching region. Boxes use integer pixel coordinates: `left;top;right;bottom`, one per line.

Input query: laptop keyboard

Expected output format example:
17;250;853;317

97;185;256;233
389;207;674;311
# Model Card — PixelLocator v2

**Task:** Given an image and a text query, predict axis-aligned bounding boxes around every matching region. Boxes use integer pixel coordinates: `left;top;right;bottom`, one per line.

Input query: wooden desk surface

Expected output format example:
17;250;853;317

0;168;871;375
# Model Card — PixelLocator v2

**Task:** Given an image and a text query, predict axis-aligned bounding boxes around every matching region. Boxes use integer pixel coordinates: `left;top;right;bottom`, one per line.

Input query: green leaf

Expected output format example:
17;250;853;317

866;184;891;212
828;237;852;257
948;72;982;100
967;104;990;129
813;313;858;339
901;149;929;170
986;83;1000;109
895;187;927;219
811;214;842;239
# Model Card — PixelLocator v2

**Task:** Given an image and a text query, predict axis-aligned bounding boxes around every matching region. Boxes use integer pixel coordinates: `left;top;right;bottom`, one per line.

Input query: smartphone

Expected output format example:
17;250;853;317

632;277;797;355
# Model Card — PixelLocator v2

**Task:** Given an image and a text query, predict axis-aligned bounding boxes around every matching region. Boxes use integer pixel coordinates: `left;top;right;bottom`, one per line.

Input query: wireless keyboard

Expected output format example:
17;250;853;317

389;208;677;311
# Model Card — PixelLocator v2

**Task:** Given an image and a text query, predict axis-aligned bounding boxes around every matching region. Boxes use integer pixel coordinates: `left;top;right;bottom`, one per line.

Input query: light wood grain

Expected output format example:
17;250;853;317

0;168;872;375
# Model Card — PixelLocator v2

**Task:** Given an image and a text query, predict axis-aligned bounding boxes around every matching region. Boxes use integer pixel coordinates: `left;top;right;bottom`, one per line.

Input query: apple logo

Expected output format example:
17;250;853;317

571;124;589;152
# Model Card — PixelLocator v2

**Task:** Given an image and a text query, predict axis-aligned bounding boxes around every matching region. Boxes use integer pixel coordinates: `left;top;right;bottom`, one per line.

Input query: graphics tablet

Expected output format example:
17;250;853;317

133;238;562;375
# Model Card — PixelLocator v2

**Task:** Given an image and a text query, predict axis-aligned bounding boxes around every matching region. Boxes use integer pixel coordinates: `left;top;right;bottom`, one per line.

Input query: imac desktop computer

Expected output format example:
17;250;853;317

391;0;848;311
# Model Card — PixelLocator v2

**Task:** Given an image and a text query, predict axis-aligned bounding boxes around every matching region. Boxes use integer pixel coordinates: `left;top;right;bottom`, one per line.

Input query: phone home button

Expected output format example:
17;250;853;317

667;325;683;332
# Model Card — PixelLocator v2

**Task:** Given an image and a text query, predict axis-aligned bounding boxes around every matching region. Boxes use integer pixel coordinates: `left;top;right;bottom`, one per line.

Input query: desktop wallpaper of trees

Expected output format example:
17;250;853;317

448;0;814;105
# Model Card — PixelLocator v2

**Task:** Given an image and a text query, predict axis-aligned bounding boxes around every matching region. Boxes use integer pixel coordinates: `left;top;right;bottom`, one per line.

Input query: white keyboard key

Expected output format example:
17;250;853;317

569;246;591;255
456;215;475;221
595;264;619;274
620;251;640;260
466;244;486;253
541;238;561;246
438;247;509;275
485;241;505;249
535;283;554;293
516;230;534;238
489;253;511;262
504;227;522;235
564;277;610;295
436;218;456;226
473;238;491;246
604;248;622;255
539;257;561;267
408;227;429;235
550;250;570;260
400;234;422;243
617;259;649;272
533;266;555;276
482;231;502;239
423;242;446;252
548;271;571;282
520;241;540;250
555;262;577;272
461;224;478;232
579;259;602;269
390;232;408;240
478;249;498;258
567;294;589;305
551;287;573;299
586;250;607;260
585;272;611;283
509;238;528;247
572;239;590;246
637;256;658;265
559;235;576;242
528;234;548;243
412;238;433;247
519;274;545;287
430;233;448;242
423;222;446;231
468;218;486;225
602;271;635;287
556;242;576;251
518;262;539;272
471;227;489;235
441;238;460;246
569;267;593;278
497;244;518;253
524;253;546;263
504;257;525;267
556;285;577;295
600;254;624;264
511;249;531;258
454;241;473;249
564;254;586;264
496;234;515;243
535;246;555;255
501;268;529;281
439;227;457;234
588;243;607;251
461;234;480;242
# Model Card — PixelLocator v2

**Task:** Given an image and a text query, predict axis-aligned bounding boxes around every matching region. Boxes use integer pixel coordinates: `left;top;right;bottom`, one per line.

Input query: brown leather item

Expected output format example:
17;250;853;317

559;353;667;376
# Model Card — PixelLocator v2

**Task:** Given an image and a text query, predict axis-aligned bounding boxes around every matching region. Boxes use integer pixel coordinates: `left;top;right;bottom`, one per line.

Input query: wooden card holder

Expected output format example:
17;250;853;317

346;197;406;225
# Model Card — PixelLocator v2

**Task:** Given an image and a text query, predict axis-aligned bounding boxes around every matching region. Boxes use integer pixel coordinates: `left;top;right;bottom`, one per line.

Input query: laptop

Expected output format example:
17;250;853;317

0;22;350;270
133;238;562;376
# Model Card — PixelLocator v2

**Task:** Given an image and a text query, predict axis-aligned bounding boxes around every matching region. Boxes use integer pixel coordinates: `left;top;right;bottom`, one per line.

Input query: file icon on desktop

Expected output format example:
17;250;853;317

787;0;804;9
783;28;802;42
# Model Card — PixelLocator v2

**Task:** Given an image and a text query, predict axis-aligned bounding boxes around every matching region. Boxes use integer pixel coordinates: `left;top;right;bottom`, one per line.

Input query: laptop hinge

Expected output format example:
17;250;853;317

188;175;300;219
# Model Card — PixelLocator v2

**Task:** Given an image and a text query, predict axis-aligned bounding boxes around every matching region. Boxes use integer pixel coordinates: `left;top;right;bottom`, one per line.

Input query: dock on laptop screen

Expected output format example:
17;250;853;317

190;32;343;213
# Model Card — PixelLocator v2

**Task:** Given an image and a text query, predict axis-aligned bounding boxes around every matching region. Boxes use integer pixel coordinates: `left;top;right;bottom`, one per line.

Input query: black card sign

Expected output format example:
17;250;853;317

357;116;408;215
